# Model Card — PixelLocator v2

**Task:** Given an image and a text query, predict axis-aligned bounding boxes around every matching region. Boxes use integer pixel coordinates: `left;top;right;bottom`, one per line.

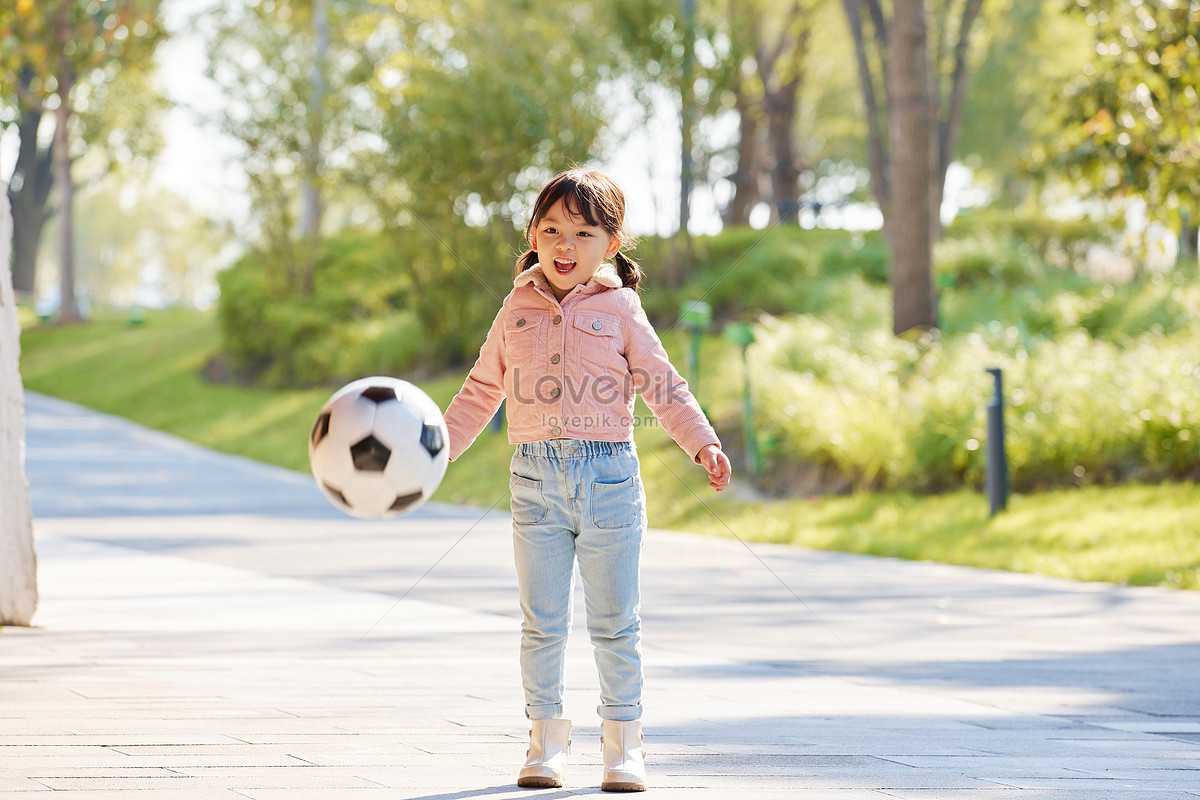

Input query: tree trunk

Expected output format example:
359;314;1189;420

725;81;762;227
298;0;329;296
0;184;38;627
1180;215;1198;268
889;0;936;334
8;106;54;296
54;5;82;323
756;3;810;226
675;0;697;283
764;76;803;224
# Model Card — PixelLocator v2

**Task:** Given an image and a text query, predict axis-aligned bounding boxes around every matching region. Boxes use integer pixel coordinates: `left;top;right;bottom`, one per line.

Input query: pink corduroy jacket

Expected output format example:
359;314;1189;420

443;263;720;463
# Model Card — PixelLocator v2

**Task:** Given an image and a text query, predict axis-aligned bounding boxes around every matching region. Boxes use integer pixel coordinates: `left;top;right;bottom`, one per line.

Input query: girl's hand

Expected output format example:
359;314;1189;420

697;444;732;492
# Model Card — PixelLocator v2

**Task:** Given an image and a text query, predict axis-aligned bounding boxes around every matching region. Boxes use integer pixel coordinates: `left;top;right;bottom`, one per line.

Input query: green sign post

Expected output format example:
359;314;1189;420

678;300;712;392
724;321;761;478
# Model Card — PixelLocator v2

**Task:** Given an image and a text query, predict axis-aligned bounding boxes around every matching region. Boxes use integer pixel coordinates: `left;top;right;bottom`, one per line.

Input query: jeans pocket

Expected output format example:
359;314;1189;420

591;476;639;530
510;473;548;525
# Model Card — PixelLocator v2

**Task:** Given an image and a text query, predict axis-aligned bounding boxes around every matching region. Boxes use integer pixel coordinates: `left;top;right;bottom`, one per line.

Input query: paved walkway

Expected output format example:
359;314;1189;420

3;391;1200;799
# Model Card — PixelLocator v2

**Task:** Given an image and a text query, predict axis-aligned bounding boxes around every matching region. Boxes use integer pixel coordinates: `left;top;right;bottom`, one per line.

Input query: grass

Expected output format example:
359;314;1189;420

18;307;1200;591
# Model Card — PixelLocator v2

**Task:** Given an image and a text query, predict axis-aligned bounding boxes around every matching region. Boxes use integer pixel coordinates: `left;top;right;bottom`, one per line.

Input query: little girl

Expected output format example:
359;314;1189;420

443;168;731;792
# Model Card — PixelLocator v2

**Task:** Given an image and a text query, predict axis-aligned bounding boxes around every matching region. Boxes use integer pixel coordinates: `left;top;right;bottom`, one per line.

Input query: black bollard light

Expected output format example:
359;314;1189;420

985;367;1008;516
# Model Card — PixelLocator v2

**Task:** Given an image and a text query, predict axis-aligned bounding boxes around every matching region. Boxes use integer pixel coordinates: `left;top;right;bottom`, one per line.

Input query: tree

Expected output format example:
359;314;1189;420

365;0;615;353
1049;0;1200;265
5;70;54;297
731;0;821;225
2;4;54;297
603;0;707;282
205;0;373;296
208;0;622;373
69;178;230;307
0;184;37;627
841;0;987;333
955;0;1092;205
0;0;164;320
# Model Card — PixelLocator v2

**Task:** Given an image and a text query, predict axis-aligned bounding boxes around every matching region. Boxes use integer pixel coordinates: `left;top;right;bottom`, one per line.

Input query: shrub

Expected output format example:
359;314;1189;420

640;226;891;327
945;207;1116;268
217;232;425;387
719;306;1200;495
934;235;1043;290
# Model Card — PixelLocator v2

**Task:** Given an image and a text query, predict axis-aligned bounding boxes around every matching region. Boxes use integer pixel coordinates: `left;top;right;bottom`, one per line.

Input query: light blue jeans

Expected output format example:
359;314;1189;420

509;439;647;722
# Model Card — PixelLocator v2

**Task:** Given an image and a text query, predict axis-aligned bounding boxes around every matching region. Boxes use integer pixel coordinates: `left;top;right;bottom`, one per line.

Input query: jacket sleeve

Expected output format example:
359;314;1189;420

443;303;508;462
623;295;720;462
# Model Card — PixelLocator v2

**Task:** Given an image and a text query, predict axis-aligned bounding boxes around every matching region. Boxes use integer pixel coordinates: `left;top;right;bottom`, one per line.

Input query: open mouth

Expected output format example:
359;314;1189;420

554;258;576;275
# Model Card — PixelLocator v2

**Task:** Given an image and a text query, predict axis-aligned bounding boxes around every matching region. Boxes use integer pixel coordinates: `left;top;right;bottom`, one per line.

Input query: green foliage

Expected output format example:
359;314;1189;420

1;1;164;108
216;224;518;386
935;235;1041;290
216;212;1200;502
718;274;1200;495
204;0;375;293
1043;0;1200;232
943;207;1115;274
2;0;168;304
218;232;421;387
640;226;890;324
958;0;1093;198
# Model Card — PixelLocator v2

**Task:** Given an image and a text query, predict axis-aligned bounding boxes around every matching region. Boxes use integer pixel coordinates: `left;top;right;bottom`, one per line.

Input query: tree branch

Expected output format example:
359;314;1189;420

842;0;891;212
939;0;986;181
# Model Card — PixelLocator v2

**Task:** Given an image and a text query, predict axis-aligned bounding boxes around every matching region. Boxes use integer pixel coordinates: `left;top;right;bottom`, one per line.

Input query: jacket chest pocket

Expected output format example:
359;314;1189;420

505;313;549;369
571;313;623;367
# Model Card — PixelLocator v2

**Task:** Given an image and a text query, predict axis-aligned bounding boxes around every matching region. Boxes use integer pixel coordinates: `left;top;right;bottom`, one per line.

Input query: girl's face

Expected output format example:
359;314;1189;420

530;198;621;302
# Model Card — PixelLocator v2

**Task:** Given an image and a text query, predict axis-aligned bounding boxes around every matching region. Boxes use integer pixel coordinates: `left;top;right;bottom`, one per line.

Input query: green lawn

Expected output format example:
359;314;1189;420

18;308;1200;591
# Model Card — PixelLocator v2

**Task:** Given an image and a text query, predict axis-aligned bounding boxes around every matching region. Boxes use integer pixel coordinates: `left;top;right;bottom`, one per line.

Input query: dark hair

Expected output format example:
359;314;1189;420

514;168;642;292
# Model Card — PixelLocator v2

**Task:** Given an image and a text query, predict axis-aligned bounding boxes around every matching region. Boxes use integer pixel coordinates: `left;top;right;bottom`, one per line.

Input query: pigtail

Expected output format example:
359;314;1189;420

613;251;643;293
513;248;539;280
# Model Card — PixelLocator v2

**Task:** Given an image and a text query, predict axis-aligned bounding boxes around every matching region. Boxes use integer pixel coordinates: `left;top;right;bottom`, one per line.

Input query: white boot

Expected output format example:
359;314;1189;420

518;718;572;788
600;719;646;792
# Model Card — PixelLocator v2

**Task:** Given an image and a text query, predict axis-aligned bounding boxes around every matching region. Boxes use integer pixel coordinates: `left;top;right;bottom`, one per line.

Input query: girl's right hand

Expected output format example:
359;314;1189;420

697;444;732;492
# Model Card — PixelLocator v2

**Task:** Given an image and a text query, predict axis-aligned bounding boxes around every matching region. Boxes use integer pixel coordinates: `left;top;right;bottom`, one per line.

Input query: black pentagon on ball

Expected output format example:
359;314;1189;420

322;483;351;508
311;411;331;447
350;435;391;472
360;384;398;403
389;490;424;513
420;422;446;458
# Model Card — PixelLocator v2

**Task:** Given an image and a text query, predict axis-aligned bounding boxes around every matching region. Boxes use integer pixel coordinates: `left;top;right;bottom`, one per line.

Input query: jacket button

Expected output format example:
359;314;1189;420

551;354;561;364
551;426;562;436
550;387;561;399
516;318;526;327
592;321;603;330
553;315;562;325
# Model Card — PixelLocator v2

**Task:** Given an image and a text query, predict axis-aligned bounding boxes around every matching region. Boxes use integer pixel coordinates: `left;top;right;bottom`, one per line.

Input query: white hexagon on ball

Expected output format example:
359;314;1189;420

308;377;450;518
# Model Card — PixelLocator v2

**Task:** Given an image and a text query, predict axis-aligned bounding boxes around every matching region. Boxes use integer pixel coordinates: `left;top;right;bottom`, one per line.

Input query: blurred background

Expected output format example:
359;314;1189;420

4;0;1199;588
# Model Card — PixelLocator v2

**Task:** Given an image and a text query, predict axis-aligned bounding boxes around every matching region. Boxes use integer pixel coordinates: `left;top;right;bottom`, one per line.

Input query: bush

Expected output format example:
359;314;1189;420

945;207;1116;269
721;309;1200;496
216;223;521;387
934;235;1044;290
640;226;891;327
218;232;428;386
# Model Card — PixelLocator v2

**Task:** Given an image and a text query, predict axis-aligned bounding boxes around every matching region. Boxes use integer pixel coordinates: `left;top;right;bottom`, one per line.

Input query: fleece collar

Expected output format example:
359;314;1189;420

514;262;623;293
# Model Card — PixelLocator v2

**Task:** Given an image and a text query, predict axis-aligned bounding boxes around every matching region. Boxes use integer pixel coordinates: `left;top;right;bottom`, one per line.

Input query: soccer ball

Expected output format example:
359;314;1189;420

308;376;450;518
